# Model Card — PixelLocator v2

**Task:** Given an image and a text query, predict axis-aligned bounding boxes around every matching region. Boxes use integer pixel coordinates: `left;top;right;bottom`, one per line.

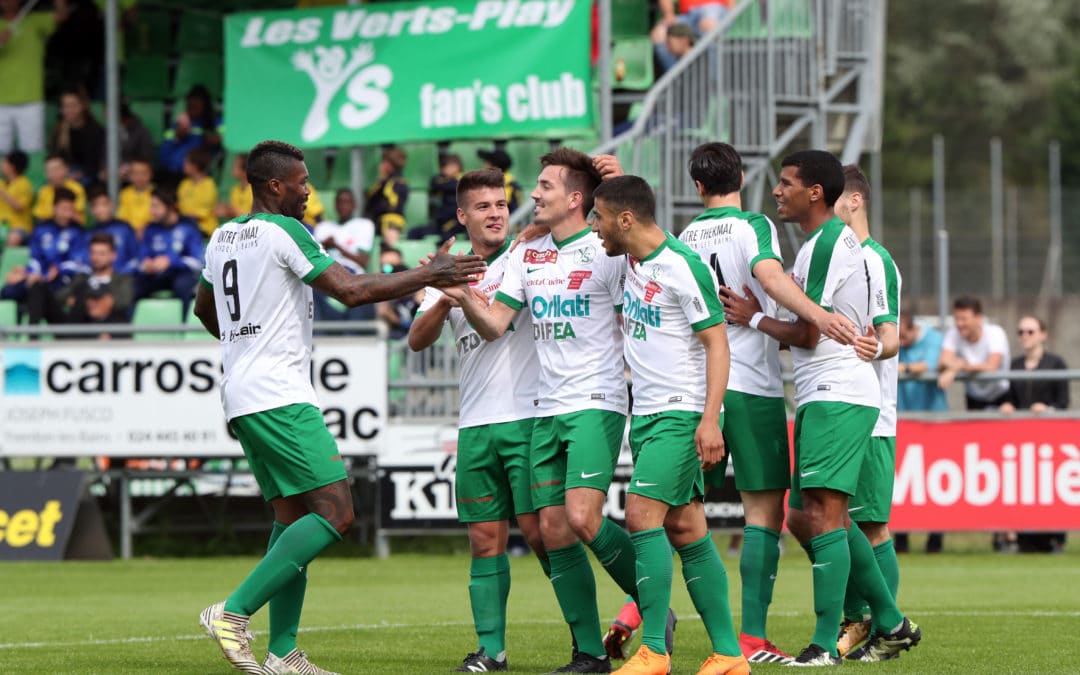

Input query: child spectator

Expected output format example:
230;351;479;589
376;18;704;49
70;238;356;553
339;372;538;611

216;153;250;221
1;150;34;246
375;245;421;340
47;85;105;185
33;154;86;224
177;146;219;237
425;152;462;242
81;184;139;275
477;147;522;214
364;146;409;243
118;100;156;182
157;84;222;184
116;158;154;234
135;187;204;311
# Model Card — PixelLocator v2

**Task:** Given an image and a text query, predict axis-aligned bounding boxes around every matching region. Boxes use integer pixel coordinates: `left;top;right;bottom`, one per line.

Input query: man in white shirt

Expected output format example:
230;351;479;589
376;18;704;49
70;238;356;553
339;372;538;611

312;187;377;323
937;295;1011;409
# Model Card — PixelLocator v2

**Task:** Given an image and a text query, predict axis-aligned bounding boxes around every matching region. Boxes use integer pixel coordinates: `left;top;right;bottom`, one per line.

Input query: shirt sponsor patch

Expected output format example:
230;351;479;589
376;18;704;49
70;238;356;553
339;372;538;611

567;270;592;290
524;248;558;264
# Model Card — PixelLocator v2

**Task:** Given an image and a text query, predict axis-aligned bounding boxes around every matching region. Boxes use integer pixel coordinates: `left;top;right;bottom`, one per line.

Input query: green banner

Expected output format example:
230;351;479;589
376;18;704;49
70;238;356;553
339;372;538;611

224;1;593;151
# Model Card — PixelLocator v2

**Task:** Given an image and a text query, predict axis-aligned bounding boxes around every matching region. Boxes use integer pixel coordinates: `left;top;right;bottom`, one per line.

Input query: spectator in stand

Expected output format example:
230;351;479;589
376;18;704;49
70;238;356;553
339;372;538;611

81;184;139;275
0;0;68;154
478;147;522;214
216;153;250;221
416;152;462;242
47;85;105;185
312;188;376;324
135;187;203;312
157;84;222;185
1;149;34;246
658;22;696;73
177;146;219;237
0;186;84;324
61;231;135;334
116;158;154;235
45;0;103;99
650;0;730;72
118;100;156;181
937;295;1011;409
301;182;324;228
33;154;85;224
894;312;948;553
364;145;409;244
374;245;420;340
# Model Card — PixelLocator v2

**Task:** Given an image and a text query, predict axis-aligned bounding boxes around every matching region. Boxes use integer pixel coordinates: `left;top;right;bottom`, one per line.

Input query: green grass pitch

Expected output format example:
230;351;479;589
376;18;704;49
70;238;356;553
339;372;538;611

2;538;1078;673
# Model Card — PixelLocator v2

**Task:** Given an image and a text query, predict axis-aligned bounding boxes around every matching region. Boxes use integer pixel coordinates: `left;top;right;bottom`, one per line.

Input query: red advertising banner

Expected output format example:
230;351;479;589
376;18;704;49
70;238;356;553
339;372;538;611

888;418;1080;531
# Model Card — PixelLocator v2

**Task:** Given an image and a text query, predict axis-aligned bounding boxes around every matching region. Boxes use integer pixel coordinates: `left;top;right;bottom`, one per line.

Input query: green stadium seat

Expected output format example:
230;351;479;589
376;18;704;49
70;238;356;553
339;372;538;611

505;138;550;177
172;53;223;100
367;236;382;273
304;148;331;190
612;36;655;90
401;142;439;186
184;300;216;341
611;0;651;38
447;239;472;256
124;55;171;101
447;140;490;171
132;298;183;341
129;100;165;145
0;299;17;329
396;239;437;269
126;7;172;56
404;188;429;230
0;246;30;282
177;12;222;53
24;151;46;189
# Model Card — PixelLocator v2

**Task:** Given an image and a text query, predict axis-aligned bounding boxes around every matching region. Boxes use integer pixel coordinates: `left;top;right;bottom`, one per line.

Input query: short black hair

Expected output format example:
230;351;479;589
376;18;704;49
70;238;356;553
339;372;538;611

781;150;844;207
688;142;743;196
151;186;178;211
185;146;213;174
540;147;602;215
89;231;115;250
456;168;504;208
247;140;305;195
5;150;28;175
953;295;983;314
592;175;656;224
87;183;110;202
439;153;462;169
53;186;77;204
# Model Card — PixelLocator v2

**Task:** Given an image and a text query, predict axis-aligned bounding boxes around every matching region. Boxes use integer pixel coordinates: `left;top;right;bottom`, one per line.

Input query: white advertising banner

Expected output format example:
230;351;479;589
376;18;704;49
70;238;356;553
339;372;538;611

0;338;387;457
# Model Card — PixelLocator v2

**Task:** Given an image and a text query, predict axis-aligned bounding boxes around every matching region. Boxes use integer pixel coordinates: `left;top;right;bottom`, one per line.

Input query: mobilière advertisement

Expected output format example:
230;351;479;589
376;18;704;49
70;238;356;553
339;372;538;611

0;339;387;457
223;0;593;150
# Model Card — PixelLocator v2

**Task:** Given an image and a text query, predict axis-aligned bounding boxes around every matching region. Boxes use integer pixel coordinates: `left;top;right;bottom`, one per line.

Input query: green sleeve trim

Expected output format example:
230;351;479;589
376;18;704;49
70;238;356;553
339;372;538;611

748;213;781;261
750;251;782;268
302;256;335;284
692;314;724;332
873;314;898;327
495;290;523;311
199;273;213;289
670;238;725;318
804;220;843;305
259;212;335;282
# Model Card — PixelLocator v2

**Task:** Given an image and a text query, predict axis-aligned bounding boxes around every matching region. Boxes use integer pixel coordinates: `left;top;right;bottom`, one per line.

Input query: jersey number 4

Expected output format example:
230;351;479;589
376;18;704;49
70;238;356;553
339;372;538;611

222;259;241;321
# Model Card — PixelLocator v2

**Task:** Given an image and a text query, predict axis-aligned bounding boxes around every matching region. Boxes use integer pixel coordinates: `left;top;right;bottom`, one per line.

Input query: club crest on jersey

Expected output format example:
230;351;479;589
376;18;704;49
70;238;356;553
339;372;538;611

645;264;662;281
524;248;558;264
567;270;592;290
574;246;596;264
643;281;662;302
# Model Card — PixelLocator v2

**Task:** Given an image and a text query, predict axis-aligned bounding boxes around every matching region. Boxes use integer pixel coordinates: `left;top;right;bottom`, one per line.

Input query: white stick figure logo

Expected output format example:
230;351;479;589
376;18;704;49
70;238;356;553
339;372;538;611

292;43;393;143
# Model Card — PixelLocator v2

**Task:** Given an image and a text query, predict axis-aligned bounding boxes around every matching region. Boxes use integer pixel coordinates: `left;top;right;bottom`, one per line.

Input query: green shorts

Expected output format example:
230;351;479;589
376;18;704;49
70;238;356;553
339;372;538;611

455;419;536;523
714;390;790;491
849;436;896;523
530;409;627;509
788;401;878;510
229;403;346;502
628;411;709;507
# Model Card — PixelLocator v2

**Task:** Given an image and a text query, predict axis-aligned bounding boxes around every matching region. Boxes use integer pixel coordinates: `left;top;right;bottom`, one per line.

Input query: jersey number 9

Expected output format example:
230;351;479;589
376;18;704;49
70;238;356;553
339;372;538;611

223;259;241;321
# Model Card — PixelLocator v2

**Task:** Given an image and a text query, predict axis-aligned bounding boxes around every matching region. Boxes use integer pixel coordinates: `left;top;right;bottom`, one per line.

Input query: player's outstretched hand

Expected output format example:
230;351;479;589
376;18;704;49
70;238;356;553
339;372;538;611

593;154;624;180
427;239;486;287
853;325;880;362
509;223;550;252
718;284;761;326
695;419;726;471
818;312;857;346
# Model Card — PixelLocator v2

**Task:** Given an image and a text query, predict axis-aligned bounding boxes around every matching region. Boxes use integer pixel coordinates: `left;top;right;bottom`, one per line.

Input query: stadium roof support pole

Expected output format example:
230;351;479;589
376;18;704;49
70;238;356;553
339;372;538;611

1043;140;1063;299
933;134;948;331
597;0;612;144
104;0;120;202
347;0;364;208
990;138;1004;299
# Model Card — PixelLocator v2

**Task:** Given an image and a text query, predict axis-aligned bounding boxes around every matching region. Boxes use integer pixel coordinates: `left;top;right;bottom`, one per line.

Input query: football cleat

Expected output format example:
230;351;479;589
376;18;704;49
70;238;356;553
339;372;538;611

786;644;842;667
836;619;871;657
453;647;508;672
664;608;677;656
612;645;670;675
199;601;261;674
739;632;793;663
261;648;340;675
695;652;752;675
847;618;921;662
546;651;612;673
603;621;637;660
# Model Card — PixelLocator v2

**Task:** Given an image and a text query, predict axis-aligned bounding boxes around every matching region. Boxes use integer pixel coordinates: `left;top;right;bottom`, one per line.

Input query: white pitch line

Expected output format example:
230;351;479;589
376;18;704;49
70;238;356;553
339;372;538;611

1;610;1077;651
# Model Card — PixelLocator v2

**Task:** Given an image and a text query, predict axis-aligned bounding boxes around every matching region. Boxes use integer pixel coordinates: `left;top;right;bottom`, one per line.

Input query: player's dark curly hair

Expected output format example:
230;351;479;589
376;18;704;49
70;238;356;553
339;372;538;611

540;147;602;216
247;140;305;196
781;150;844;207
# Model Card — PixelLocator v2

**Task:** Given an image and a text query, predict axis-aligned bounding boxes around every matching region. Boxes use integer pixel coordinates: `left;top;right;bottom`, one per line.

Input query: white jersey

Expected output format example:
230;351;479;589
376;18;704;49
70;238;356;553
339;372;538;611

942;322;1011;402
495;227;628;417
313;217;375;274
417;240;539;428
201;213;335;421
623;234;726;414
679;206;784;397
863;238;902;436
789;217;879;409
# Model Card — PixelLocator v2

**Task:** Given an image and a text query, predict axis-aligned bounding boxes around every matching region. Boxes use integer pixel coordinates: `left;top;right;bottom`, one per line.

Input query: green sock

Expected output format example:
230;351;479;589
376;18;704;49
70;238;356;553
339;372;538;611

225;513;341;616
587;518;639;605
631;528;671;654
874;539;900;599
846;526;904;633
547;542;604;658
538;554;552;578
265;522;308;658
808;529;849;656
676;535;740;656
470;554;510;656
842;579;870;622
739;525;780;639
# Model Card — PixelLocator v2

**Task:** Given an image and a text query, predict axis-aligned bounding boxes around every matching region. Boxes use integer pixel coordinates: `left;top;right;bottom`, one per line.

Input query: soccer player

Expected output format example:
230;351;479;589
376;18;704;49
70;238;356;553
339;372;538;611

831;165;903;658
444;148;639;674
193;140;485;675
408;168;546;673
674;142;862;665
589;175;749;675
720;150;919;666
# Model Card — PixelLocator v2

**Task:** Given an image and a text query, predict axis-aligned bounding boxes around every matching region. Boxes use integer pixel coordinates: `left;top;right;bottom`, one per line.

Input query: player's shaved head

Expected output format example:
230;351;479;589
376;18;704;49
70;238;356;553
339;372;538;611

247;140;305;197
